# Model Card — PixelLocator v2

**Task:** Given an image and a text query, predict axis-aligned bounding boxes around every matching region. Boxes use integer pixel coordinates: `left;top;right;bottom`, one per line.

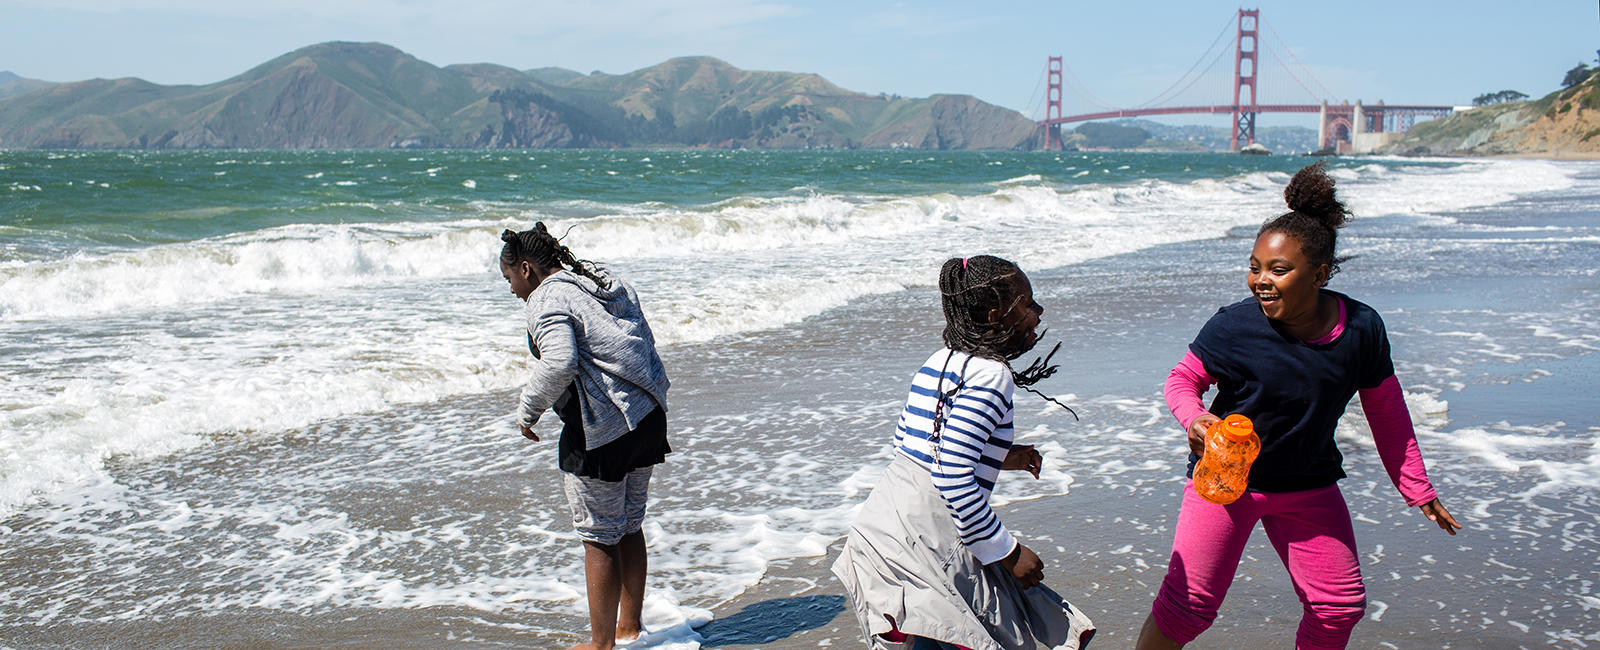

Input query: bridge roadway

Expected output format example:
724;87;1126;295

1042;104;1455;126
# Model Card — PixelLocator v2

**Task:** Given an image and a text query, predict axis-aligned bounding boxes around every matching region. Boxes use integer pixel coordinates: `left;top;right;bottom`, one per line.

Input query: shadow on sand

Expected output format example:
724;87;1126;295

697;594;847;647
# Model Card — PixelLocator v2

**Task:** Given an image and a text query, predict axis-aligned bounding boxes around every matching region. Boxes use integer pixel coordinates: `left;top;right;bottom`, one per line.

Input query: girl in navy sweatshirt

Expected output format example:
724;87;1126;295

1135;164;1461;650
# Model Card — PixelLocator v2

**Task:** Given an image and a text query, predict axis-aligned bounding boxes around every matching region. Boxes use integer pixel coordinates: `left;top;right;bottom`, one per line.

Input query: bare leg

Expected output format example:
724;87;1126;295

615;530;647;642
1135;614;1184;650
569;540;622;650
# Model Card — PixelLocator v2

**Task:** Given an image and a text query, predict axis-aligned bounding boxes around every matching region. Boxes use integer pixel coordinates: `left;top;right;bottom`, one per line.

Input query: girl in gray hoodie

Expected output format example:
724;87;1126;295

500;223;670;650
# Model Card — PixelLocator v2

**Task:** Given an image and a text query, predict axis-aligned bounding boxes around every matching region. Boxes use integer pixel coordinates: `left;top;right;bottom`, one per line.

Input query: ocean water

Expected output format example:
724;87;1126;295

1;150;1596;648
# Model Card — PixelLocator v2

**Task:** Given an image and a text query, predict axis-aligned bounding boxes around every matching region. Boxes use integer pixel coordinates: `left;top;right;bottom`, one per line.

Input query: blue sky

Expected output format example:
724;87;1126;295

3;0;1596;128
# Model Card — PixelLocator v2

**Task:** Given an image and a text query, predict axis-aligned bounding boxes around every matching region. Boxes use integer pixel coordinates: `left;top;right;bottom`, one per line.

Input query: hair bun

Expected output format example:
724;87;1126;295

533;221;549;234
500;228;519;244
1283;162;1350;229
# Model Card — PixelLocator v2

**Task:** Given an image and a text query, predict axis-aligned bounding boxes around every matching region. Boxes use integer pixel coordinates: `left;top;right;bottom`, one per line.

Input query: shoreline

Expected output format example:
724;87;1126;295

1487;150;1600;160
1372;150;1600;161
698;178;1600;649
4;155;1596;649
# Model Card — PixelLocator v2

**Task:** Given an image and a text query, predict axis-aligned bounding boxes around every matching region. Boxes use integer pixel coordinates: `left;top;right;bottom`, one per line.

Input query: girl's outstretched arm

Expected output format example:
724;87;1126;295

1357;375;1437;505
1359;375;1462;534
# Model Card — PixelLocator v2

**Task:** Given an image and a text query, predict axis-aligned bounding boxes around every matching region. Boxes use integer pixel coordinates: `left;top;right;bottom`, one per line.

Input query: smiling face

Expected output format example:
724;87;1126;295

991;272;1045;356
1248;230;1329;325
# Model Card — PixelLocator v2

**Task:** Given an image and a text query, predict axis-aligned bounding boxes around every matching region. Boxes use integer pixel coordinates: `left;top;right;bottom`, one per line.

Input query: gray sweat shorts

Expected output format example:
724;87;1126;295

561;466;653;546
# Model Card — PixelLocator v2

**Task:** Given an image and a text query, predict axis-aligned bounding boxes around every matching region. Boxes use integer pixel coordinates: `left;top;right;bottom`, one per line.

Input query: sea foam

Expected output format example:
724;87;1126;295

0;158;1584;524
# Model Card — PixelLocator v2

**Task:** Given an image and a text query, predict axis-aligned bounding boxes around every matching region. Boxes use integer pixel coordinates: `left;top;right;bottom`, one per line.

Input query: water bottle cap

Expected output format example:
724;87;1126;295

1221;414;1254;436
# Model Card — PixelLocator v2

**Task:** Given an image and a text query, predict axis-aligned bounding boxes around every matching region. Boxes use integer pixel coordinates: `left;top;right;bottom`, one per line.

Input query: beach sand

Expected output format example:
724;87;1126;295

3;158;1594;649
1491;151;1600;160
695;187;1600;649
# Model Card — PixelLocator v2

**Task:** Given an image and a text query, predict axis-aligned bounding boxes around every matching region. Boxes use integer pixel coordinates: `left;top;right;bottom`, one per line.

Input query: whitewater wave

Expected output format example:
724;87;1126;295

0;158;1579;335
0;158;1581;517
0;168;1284;322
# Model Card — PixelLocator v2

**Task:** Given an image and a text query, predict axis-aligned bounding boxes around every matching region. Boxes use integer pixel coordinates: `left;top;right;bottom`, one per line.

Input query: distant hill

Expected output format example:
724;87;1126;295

1098;118;1317;153
0;71;54;100
0;43;1043;150
1382;70;1600;156
524;67;587;86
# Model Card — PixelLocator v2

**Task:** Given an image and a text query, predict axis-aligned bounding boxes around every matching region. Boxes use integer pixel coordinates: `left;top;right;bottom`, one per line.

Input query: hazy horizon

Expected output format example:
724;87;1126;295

3;0;1595;132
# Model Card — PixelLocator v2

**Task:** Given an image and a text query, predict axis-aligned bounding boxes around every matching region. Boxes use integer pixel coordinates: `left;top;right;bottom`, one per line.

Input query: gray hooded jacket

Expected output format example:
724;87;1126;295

518;269;669;450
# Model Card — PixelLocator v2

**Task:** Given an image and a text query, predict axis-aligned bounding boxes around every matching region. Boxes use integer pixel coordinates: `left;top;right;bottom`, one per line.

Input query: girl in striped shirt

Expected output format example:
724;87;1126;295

833;255;1094;650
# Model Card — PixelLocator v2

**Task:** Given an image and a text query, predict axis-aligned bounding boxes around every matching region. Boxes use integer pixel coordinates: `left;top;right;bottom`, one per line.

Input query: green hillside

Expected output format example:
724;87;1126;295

0;44;1041;150
0;72;54;100
1384;69;1600;155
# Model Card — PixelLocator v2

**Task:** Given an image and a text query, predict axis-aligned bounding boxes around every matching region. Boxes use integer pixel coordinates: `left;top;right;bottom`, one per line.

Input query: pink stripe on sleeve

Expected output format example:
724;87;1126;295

1165;350;1216;431
1358;375;1438;506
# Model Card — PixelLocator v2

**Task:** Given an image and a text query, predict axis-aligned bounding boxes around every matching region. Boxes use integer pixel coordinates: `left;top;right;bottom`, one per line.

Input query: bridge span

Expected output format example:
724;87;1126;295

1047;102;1454;153
1041;9;1454;152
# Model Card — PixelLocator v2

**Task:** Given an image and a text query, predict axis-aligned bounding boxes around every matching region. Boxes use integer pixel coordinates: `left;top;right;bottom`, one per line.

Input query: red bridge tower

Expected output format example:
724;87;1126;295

1045;56;1063;150
1231;8;1259;151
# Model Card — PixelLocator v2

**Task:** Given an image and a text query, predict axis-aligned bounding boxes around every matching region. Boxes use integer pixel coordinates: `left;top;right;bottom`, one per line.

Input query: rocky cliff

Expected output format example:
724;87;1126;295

1383;70;1600;156
0;44;1041;150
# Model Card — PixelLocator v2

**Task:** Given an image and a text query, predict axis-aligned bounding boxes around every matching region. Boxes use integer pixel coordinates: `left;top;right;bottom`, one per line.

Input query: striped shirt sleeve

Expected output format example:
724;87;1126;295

895;350;1018;565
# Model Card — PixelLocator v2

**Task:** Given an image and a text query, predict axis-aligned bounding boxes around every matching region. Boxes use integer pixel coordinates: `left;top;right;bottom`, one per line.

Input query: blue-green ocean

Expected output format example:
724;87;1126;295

2;150;1597;648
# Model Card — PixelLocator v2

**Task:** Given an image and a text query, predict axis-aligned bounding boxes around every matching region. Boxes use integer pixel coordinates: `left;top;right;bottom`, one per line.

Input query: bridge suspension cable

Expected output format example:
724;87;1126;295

1025;65;1047;120
1262;46;1330;104
1037;8;1455;153
1261;18;1338;102
1134;15;1237;109
1138;34;1235;109
1057;60;1119;111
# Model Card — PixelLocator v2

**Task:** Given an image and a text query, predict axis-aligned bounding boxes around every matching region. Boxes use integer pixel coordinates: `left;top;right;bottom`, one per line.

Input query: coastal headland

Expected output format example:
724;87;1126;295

0;42;1040;151
4;42;1598;156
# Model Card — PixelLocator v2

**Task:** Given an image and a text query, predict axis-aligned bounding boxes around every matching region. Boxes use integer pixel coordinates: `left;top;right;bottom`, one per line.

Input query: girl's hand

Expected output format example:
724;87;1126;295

1003;444;1043;478
1419;497;1461;535
520;424;540;442
1187;414;1221;457
1000;543;1045;588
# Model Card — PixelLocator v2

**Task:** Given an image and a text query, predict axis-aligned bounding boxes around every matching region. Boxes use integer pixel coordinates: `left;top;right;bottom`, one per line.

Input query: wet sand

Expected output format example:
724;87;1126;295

1491;151;1600;160
5;162;1592;649
699;189;1600;649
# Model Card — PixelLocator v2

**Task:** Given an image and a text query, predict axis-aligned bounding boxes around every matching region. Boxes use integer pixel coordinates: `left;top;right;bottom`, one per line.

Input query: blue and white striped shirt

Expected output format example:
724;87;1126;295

893;348;1017;565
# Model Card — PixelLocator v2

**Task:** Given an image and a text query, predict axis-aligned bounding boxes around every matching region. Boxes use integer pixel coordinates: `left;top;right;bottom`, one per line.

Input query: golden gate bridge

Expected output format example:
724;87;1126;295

1039;8;1455;153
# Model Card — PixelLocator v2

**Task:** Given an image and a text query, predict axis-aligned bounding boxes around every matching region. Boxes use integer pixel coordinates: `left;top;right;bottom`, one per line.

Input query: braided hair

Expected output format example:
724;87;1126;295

938;255;1075;417
1259;162;1353;282
499;222;610;289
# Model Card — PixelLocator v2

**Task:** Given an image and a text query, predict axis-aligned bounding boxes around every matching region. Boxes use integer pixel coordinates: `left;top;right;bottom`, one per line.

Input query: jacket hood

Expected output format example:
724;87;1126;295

541;268;621;298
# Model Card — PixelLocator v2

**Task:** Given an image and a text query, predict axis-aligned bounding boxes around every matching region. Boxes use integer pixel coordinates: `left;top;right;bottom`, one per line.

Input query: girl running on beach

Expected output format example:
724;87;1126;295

1134;163;1462;650
499;223;671;650
832;255;1094;650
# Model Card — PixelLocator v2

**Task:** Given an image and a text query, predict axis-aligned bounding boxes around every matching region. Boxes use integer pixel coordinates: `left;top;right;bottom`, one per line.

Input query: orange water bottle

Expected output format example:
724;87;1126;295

1193;414;1260;505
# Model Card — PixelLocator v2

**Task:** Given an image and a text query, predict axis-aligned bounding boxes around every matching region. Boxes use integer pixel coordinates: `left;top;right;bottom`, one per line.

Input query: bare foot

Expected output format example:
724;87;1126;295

615;627;642;644
566;643;606;650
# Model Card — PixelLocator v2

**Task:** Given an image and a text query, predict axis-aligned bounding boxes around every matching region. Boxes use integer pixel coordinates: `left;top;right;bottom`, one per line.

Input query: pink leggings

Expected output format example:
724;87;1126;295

1151;482;1366;649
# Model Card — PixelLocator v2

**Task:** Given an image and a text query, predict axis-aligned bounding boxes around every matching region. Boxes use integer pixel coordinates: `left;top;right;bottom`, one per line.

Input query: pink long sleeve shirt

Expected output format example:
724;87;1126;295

1167;294;1437;506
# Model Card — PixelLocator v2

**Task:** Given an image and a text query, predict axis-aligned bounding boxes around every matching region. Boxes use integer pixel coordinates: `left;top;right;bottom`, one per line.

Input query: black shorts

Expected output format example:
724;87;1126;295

556;387;669;482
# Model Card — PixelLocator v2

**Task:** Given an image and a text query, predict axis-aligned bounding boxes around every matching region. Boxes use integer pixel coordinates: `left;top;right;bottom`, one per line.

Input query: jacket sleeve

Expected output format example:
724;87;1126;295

518;305;579;428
